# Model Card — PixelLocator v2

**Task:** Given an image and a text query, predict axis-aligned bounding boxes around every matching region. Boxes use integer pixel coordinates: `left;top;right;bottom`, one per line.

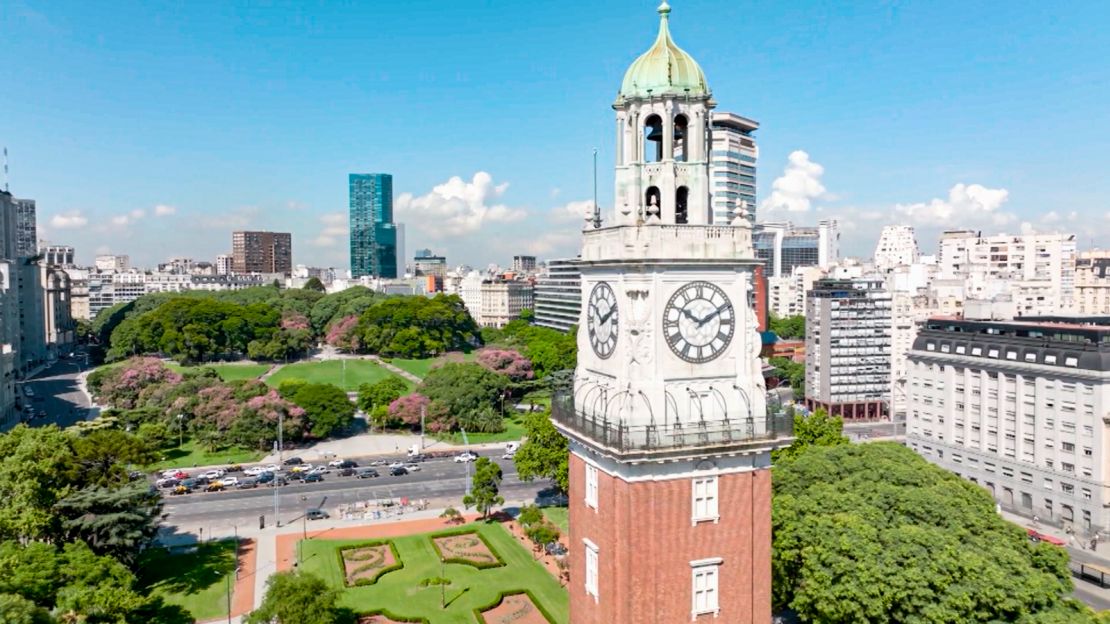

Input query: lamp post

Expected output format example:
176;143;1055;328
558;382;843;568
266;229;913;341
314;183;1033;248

440;557;446;608
462;428;471;495
176;413;184;447
226;565;240;624
273;409;284;527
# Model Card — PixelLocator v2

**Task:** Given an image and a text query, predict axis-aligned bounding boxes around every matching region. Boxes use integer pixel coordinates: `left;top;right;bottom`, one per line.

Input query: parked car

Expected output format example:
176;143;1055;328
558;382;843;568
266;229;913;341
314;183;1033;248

356;468;380;479
265;475;288;487
205;482;225;492
256;471;275;484
338;459;358;469
180;478;198;490
404;464;421;472
192;476;211;486
225;464;243;473
303;473;324;483
388;461;405;470
202;469;225;480
327;459;345;467
244;467;265;477
369;459;387;467
306;508;330;520
263;464;280;473
390;466;409;476
171;485;190;496
157;478;179;489
237;478;258;489
308;466;329;475
283;457;304;466
338;467;356;477
453;452;478;463
218;476;239;487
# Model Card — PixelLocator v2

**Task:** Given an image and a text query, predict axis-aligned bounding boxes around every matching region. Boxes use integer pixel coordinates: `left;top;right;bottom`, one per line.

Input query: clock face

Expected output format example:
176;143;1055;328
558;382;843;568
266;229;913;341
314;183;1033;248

663;281;735;363
587;282;619;359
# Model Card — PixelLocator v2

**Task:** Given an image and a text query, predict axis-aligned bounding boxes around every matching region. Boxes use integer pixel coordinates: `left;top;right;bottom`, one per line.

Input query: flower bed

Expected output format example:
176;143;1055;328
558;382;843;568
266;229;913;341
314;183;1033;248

430;530;503;569
477;591;555;624
338;541;402;586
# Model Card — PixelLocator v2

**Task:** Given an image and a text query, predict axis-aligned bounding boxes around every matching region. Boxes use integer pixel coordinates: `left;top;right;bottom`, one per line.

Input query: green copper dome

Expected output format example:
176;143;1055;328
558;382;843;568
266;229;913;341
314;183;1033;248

619;2;709;100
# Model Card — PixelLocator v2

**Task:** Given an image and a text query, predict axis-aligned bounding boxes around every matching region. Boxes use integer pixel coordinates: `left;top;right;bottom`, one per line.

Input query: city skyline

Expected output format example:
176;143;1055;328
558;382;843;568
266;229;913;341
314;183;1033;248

3;0;1109;268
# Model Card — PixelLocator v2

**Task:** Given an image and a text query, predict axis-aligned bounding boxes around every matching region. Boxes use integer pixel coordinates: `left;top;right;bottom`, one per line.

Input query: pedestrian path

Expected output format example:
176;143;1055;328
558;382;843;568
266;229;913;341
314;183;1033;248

366;354;424;384
999;508;1109;561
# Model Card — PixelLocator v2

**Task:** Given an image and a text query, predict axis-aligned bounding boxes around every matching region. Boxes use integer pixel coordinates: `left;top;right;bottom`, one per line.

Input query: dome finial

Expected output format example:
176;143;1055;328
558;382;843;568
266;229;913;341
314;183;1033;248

658;1;671;17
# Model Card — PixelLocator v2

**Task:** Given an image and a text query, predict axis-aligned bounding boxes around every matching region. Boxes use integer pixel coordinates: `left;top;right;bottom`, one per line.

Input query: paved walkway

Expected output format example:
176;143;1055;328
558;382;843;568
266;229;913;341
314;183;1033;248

366;355;423;384
1000;508;1109;558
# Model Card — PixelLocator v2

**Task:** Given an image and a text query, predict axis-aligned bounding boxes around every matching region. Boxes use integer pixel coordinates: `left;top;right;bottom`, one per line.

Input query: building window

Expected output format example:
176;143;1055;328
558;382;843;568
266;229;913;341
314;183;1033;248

585;463;599;510
1044;478;1053;490
692;477;719;523
691;559;722;617
584;540;599;601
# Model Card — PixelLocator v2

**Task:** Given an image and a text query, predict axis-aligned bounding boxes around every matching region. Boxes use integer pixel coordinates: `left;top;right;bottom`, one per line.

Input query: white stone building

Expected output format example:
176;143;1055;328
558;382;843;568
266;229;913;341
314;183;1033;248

873;225;920;271
533;258;581;333
1075;250;1110;315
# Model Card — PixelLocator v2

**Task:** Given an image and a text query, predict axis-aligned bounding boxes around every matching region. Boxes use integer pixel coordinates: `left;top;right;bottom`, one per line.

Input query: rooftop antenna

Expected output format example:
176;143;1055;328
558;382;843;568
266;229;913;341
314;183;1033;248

2;147;8;192
592;148;601;228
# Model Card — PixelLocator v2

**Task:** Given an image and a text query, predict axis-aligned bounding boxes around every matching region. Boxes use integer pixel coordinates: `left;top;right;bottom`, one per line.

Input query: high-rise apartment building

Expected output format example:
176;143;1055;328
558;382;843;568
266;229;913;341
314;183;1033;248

533;258;581;332
873;225;920;270
349;173;398;279
215;254;232;276
412;251;447;278
14;199;36;258
40;245;75;268
1075;250;1110;315
512;255;537;274
937;230;1077;316
708;112;759;224
753;220;839;279
805;277;892;420
0;191;19;426
231;231;292;276
907;317;1110;534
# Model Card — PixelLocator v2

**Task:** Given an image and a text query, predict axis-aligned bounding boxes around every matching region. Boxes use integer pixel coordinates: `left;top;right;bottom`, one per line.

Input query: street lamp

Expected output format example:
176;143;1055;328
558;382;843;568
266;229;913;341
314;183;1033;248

440;557;446;608
461;428;471;495
176;414;184;448
226;565;240;624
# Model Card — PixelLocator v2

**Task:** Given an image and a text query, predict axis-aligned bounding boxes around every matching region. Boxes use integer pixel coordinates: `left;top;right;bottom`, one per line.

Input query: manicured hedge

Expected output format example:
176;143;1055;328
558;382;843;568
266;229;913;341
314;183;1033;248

358;609;429;623
428;527;506;570
336;540;403;586
472;589;557;624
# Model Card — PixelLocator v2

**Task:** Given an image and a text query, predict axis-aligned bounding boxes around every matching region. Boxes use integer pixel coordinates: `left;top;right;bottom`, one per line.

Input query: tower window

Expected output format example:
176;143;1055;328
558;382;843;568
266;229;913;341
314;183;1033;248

585;462;599;509
644;114;663;163
645;186;662;220
692;476;718;523
675;186;689;224
585;540;599;602
674;114;689;162
690;558;722;617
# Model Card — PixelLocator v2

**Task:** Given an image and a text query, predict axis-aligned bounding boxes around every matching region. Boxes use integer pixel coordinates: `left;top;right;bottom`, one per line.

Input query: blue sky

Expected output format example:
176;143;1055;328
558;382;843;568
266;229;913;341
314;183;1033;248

2;0;1109;269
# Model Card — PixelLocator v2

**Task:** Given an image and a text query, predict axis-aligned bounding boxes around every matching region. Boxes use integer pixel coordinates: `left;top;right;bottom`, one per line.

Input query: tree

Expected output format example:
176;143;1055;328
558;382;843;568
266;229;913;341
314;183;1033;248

513;411;569;492
462;457;504;519
247;571;353;624
769;356;805;397
71;429;156;487
439;507;464;525
771;408;847;463
517;504;543;528
53;482;163;565
0;425;78;542
303;277;326;292
0;594;54;624
288;383;356;438
355;294;480;358
476;348;534;382
769;313;805;339
773;442;1088;623
525;521;560;558
356;377;409;413
419;363;507;431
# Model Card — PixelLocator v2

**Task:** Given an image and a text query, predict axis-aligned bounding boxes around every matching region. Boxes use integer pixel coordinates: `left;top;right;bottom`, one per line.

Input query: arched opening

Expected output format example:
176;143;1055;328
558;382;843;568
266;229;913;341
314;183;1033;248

645;186;661;219
675;186;689;224
673;114;689;162
643;114;663;163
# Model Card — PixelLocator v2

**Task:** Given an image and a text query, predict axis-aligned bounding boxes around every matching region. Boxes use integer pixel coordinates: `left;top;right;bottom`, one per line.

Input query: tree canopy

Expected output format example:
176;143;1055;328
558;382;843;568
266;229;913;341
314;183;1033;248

356;376;408;413
355;294;480;358
419;363;508;433
486;320;576;379
513;411;569;492
463;457;504;519
773;442;1099;623
247;571;353;624
769;313;805;339
286;383;356;438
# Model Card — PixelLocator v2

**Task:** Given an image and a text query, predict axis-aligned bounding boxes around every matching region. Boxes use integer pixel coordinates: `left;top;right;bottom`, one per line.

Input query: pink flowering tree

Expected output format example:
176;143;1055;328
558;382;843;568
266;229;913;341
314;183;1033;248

388;393;455;432
280;312;311;332
95;357;183;409
325;315;361;352
477;348;535;382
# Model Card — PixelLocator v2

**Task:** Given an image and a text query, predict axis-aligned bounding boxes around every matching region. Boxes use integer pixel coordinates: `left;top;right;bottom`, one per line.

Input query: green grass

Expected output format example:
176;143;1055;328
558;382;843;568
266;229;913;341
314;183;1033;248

389;352;477;380
434;414;526;445
137;539;238;622
165;362;271;382
299;521;567;623
148;439;263;471
266;359;407;391
540;507;568;535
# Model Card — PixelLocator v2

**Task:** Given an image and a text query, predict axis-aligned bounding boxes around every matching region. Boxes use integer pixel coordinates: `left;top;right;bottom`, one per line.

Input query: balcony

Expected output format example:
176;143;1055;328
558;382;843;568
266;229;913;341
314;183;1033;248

550;390;793;460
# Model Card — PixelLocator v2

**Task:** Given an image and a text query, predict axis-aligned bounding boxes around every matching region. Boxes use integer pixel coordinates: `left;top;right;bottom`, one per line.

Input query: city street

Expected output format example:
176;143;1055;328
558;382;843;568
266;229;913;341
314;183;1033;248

20;356;93;428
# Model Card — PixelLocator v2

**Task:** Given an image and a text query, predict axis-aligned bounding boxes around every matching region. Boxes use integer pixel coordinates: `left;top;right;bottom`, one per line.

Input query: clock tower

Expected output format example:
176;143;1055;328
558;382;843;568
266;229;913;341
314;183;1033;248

552;3;793;623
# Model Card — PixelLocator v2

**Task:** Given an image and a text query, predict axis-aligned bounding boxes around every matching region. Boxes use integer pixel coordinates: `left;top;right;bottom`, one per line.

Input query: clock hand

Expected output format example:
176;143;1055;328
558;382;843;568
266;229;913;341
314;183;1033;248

599;307;615;324
681;308;699;323
696;304;729;327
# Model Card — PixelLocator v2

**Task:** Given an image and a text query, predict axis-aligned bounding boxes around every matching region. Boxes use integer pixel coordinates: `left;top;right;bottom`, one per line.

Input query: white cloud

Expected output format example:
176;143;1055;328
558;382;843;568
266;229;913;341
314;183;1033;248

199;206;259;229
395;171;526;239
894;183;1012;226
49;211;88;229
552;199;595;222
311;212;349;247
109;209;147;227
524;230;580;256
760;150;827;213
154;204;177;217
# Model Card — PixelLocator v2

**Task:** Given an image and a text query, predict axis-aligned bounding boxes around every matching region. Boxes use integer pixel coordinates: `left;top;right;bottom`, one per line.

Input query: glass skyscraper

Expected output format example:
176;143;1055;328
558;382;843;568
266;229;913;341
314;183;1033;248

349;173;398;279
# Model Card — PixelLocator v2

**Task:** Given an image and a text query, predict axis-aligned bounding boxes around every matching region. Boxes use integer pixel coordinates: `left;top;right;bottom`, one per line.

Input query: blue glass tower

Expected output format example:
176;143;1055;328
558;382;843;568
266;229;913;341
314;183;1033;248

349;173;398;278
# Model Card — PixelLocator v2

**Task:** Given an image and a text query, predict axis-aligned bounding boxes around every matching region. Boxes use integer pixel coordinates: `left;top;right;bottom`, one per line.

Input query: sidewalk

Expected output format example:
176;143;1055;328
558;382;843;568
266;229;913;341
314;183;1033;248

999;508;1110;560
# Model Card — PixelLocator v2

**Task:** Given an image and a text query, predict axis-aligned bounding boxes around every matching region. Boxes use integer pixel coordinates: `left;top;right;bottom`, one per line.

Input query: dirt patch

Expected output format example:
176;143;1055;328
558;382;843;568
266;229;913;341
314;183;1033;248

341;544;397;585
433;533;497;565
503;520;566;584
480;593;551;624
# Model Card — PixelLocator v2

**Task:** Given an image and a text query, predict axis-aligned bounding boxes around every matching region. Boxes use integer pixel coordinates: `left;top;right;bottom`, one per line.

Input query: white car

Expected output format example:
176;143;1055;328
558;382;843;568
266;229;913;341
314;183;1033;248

218;476;239;487
404;463;421;472
202;469;226;480
388;461;406;470
264;464;280;473
453;452;478;463
244;467;265;477
161;469;182;479
327;459;346;467
308;466;329;475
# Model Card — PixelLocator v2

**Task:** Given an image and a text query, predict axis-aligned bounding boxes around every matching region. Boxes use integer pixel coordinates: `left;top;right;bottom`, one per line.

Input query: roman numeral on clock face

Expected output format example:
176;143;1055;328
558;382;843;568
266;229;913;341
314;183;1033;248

663;280;736;363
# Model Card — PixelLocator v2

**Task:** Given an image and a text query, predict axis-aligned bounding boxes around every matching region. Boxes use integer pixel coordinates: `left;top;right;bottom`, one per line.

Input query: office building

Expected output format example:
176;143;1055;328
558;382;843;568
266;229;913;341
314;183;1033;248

753;220;839;279
94;254;130;273
805;277;892;420
907;317;1110;534
555;5;791;623
512;255;537;274
0;191;19;426
937;230;1077;317
40;245;75;268
42;266;74;358
215;254;232;276
873;225;920;270
14;198;36;258
395;223;406;277
533;258;581;332
412;251;448;278
709;112;759;224
477;280;533;329
231;231;292;276
349;173;398;279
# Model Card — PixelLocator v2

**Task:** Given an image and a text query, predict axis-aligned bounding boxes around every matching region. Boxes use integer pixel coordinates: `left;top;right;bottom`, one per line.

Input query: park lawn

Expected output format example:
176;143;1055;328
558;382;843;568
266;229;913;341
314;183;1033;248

148;439;262;471
166;361;271;382
299;521;568;623
389;351;476;380
434;414;527;445
541;507;569;534
266;359;404;391
137;539;238;622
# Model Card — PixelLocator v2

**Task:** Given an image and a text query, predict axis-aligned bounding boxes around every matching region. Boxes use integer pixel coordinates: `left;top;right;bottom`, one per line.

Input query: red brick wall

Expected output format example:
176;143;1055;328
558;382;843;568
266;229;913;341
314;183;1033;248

568;453;773;624
753;265;769;333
